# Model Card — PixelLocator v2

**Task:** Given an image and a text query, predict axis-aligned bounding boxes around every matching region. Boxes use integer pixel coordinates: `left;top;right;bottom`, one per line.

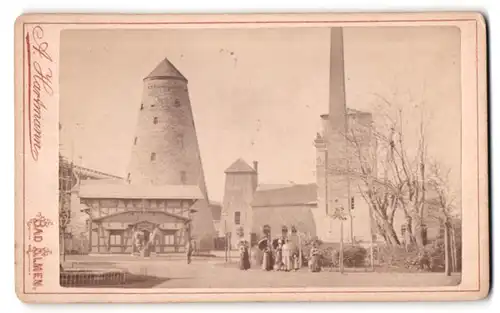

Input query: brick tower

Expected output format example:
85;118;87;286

313;28;374;243
319;28;349;219
313;28;350;243
127;58;215;250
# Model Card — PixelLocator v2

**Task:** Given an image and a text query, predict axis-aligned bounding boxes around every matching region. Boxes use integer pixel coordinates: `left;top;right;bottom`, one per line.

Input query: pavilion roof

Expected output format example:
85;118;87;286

79;180;204;200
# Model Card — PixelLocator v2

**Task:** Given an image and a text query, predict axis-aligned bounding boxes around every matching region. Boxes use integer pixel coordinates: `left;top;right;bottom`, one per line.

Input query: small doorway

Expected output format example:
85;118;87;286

143;230;151;243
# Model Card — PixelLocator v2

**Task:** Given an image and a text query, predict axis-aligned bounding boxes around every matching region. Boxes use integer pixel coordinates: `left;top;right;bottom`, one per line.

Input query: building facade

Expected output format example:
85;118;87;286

313;109;374;244
251;183;318;242
79;181;203;254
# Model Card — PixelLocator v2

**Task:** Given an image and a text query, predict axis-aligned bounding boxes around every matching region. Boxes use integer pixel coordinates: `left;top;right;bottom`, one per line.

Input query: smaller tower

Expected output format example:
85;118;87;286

221;158;258;247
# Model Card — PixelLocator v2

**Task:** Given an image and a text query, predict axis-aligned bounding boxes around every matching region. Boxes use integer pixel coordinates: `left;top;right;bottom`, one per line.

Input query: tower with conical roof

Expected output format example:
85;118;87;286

127;58;215;250
221;158;258;247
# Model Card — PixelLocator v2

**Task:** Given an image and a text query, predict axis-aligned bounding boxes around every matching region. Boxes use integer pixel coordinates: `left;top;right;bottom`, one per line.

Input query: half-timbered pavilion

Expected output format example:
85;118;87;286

79;180;203;254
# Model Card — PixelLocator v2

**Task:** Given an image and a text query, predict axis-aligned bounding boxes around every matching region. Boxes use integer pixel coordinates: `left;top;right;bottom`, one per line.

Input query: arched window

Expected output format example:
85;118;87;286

140;103;144;110
177;134;184;149
234;212;241;225
150;152;156;161
134;137;138;145
153;117;158;124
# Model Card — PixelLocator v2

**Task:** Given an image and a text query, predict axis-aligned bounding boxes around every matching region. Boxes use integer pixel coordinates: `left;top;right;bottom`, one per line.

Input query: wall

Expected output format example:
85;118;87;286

221;172;256;247
251;205;317;242
127;76;215;250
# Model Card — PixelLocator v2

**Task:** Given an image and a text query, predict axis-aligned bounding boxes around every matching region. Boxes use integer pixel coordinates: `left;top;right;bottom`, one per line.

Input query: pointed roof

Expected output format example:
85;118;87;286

225;158;256;174
251;183;317;207
144;58;187;81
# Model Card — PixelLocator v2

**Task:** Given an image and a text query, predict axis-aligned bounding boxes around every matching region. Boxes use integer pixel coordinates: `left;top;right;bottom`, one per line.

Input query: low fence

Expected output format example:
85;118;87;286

60;269;127;287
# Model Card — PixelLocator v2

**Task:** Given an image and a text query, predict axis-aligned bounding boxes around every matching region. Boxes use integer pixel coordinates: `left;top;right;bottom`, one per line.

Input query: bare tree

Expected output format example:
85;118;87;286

327;93;433;249
328;119;403;247
427;162;458;276
381;108;427;249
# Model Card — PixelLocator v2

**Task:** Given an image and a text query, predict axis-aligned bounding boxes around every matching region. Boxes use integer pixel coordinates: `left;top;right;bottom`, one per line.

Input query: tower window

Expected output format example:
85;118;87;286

150;153;156;161
153;117;158;124
234;212;241;225
134;137;138;145
127;173;131;181
174;99;181;107
178;134;184;149
140;103;144;110
180;171;187;184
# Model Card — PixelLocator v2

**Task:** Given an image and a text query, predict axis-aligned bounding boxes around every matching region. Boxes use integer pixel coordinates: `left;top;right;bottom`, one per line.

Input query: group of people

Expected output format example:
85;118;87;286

237;237;323;273
261;237;301;271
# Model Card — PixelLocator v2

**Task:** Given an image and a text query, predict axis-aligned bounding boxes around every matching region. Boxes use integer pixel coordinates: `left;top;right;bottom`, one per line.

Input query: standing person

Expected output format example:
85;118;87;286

274;239;284;271
292;253;300;271
259;237;273;271
186;239;194;264
309;243;321;272
290;240;300;271
262;246;273;271
239;240;251;270
282;239;292;271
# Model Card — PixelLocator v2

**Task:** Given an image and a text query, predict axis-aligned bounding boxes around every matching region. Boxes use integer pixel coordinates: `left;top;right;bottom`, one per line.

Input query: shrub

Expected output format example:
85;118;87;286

375;244;445;272
316;245;367;268
343;246;368;267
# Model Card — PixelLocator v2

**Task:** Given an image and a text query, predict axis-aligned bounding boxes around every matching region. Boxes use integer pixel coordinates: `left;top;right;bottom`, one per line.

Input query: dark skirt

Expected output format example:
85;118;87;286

262;251;273;271
309;255;321;272
240;250;251;270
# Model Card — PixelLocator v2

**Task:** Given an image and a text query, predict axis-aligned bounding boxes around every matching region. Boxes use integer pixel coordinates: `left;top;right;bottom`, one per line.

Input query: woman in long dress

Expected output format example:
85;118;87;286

239;241;251;270
273;240;284;271
282;240;292;271
262;247;273;271
308;245;321;272
259;238;273;271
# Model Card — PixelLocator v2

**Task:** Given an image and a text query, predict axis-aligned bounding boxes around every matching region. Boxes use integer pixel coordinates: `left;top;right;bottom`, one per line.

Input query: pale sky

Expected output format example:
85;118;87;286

60;26;461;202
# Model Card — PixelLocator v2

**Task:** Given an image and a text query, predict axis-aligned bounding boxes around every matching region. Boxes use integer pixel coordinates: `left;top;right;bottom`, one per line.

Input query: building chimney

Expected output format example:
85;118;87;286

251;161;259;191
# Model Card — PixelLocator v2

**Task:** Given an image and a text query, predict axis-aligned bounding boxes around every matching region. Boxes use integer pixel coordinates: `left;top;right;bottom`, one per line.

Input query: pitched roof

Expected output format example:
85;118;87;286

144;58;186;81
251;206;317;238
320;108;372;118
224;158;256;174
251;183;317;207
79;180;204;200
256;184;293;191
59;155;123;180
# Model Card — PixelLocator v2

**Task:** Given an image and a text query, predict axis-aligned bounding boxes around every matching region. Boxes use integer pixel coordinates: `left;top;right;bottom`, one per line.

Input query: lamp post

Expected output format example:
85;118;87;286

329;199;347;274
225;220;228;263
220;210;229;263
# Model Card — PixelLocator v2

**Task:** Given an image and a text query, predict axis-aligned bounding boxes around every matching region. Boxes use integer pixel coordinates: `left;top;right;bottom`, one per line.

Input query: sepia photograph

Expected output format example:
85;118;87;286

14;12;488;302
58;26;462;288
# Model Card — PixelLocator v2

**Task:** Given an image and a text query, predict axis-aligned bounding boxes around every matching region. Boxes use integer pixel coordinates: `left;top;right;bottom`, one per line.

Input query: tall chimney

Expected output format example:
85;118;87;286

326;27;349;212
252;161;259;191
328;28;347;132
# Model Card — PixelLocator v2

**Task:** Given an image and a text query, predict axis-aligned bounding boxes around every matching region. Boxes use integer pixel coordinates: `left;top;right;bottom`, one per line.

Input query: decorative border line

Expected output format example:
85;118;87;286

21;17;481;295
